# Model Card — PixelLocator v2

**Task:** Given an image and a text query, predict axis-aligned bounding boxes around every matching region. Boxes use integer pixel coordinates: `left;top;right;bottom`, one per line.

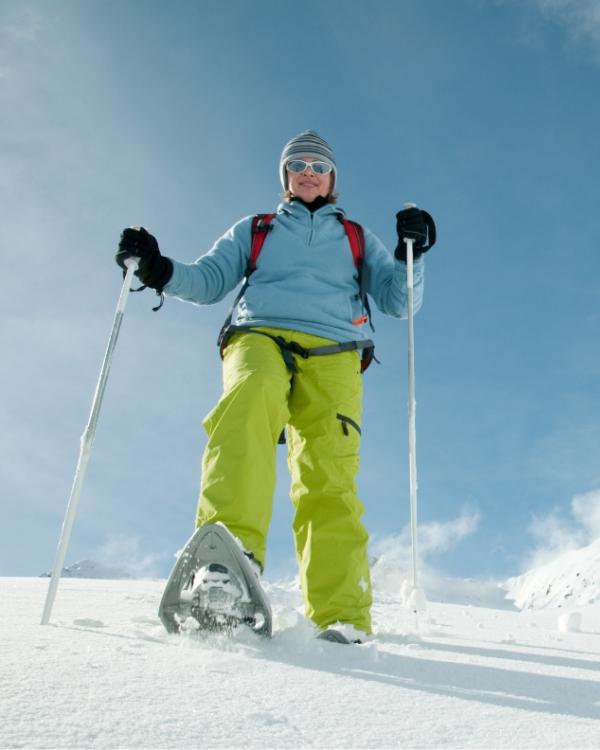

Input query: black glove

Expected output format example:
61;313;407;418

394;207;437;262
115;226;173;292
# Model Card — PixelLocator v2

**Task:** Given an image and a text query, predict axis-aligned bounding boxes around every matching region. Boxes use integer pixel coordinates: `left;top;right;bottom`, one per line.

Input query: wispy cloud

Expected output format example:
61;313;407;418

370;510;481;591
419;513;481;556
1;4;45;43
571;488;600;538
373;510;480;561
524;488;600;569
95;534;166;579
531;0;600;61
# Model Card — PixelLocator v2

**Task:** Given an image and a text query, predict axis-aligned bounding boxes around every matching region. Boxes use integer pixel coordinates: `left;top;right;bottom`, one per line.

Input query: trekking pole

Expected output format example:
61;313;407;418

41;258;139;625
403;203;425;613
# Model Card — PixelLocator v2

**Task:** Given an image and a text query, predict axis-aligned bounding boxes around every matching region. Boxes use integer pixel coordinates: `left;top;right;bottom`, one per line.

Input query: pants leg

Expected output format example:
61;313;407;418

286;338;373;634
195;332;291;568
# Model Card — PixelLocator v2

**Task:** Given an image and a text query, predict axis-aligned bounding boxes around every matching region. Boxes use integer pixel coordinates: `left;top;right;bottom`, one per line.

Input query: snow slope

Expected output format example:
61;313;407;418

2;576;600;749
503;538;600;610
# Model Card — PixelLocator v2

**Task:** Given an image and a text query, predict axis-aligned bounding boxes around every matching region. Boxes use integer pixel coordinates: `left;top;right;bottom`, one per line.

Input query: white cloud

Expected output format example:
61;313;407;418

527;512;586;566
96;535;165;579
524;487;600;569
531;0;600;60
373;509;481;561
370;510;481;592
1;4;45;43
571;488;600;539
419;513;481;556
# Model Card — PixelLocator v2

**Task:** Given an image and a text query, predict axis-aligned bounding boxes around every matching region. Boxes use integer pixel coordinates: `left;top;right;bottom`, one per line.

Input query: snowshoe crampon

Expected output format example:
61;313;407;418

158;524;272;637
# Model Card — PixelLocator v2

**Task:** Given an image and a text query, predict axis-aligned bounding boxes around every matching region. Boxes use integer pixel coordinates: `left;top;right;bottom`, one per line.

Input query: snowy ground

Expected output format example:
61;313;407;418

2;577;600;749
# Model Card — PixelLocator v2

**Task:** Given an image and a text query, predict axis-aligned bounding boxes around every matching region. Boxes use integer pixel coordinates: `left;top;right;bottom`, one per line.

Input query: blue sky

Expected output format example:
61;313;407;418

1;0;599;583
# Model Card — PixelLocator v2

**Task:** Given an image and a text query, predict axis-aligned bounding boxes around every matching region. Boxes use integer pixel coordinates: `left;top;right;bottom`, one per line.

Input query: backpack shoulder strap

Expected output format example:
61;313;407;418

339;218;365;271
339;217;374;332
218;213;276;351
248;213;276;272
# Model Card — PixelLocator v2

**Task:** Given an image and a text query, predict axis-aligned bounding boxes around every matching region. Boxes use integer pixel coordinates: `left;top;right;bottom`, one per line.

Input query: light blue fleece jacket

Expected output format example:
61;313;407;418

164;200;424;343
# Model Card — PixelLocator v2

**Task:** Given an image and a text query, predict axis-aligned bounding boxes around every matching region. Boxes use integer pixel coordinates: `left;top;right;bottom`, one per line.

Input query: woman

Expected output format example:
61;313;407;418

116;130;435;642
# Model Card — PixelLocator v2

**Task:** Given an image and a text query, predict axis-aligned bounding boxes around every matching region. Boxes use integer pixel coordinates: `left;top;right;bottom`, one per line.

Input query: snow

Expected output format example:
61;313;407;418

3;575;600;749
557;611;583;634
39;560;133;580
503;538;600;610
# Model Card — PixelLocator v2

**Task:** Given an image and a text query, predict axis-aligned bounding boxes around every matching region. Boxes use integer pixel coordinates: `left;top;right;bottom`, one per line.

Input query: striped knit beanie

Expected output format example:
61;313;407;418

279;130;337;193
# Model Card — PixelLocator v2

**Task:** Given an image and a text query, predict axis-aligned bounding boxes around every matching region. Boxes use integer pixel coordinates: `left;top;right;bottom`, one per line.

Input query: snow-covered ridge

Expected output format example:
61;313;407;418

502;538;600;609
41;534;600;613
40;559;134;580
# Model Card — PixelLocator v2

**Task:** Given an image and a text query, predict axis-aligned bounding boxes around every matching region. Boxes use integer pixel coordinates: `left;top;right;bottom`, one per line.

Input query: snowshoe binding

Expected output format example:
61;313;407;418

158;524;272;637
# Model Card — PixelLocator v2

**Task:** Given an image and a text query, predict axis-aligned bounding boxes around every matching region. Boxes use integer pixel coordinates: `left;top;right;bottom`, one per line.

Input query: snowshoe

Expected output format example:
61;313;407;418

189;562;246;632
158;524;272;637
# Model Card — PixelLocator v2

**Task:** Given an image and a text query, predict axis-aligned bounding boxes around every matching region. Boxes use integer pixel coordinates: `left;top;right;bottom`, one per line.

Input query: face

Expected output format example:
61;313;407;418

286;157;333;202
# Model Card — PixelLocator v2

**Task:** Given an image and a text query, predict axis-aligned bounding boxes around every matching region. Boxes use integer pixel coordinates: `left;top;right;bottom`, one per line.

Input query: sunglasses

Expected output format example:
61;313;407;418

286;159;333;175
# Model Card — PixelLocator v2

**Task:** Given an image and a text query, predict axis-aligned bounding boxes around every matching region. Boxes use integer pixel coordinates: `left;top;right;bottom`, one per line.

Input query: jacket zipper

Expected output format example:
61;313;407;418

307;213;315;246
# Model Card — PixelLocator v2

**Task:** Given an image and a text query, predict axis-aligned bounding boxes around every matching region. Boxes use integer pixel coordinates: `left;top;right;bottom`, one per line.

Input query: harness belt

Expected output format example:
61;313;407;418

220;326;376;374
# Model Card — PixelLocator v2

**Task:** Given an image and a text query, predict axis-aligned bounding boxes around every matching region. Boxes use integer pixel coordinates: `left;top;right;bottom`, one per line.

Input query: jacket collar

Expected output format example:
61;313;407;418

277;200;344;220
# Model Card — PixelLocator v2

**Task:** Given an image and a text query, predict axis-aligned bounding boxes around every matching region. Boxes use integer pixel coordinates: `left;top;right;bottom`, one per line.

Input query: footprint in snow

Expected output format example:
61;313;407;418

73;618;107;628
247;712;289;727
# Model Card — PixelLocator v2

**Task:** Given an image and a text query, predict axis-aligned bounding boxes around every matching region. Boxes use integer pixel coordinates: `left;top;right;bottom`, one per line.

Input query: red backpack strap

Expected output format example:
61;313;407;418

340;218;365;270
248;213;276;272
218;213;276;352
340;217;374;331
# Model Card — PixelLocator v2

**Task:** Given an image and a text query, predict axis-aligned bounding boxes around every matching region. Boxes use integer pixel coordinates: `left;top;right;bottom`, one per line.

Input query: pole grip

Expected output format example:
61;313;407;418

404;238;415;289
403;202;417;289
120;258;139;309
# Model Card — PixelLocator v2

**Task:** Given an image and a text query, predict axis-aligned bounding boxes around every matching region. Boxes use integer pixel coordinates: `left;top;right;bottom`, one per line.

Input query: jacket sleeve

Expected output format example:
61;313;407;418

363;227;424;319
163;216;253;305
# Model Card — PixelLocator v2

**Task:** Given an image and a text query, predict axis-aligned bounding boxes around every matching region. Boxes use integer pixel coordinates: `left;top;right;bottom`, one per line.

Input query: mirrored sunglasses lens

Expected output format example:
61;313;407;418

287;160;308;173
310;161;332;175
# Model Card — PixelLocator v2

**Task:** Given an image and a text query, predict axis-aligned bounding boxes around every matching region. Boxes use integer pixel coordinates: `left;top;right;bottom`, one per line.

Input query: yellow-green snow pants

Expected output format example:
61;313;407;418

196;327;372;633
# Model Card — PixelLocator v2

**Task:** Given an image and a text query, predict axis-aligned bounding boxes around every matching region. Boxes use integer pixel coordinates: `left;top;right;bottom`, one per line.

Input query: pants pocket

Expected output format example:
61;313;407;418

336;412;362;437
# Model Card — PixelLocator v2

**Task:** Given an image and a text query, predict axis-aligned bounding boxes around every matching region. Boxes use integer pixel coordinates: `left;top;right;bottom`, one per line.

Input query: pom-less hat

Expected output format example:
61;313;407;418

279;129;337;193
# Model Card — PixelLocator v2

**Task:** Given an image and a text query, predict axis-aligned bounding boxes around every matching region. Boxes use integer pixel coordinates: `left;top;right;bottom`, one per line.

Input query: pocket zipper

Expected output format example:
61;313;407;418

336;413;362;436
